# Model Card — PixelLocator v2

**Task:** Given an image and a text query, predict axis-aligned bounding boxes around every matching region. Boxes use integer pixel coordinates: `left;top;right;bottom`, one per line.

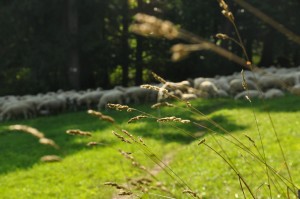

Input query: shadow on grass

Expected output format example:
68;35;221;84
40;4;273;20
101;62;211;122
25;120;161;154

0;111;116;175
126;114;247;144
0;95;298;175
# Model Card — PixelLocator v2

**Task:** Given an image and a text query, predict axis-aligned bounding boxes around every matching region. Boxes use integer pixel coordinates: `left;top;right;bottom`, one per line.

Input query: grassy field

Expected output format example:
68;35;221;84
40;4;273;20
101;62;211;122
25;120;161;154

0;96;299;198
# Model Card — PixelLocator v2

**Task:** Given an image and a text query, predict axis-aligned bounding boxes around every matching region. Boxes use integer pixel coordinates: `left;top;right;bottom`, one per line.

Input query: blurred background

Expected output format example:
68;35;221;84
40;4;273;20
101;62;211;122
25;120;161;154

0;0;299;95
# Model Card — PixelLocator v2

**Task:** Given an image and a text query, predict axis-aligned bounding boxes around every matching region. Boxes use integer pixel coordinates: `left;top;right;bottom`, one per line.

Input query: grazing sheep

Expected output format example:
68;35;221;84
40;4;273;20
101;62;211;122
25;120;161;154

229;79;257;95
97;89;125;110
214;77;230;92
258;76;283;91
264;89;284;99
197;80;219;98
234;90;262;100
290;84;300;95
124;86;156;104
0;102;35;121
76;90;104;109
37;97;66;115
194;77;216;90
216;89;229;98
280;72;300;87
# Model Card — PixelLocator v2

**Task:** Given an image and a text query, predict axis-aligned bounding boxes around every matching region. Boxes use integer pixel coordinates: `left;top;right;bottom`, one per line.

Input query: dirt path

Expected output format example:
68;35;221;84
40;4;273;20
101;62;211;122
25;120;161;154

111;152;175;199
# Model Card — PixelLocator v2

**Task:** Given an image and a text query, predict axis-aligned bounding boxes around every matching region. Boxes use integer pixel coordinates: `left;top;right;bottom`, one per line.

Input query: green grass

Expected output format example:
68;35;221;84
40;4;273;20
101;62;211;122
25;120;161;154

0;96;299;198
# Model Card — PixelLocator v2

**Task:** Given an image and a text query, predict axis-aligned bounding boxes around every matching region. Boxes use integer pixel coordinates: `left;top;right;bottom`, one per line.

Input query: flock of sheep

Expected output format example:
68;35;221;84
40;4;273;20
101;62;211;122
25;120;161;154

1;66;300;122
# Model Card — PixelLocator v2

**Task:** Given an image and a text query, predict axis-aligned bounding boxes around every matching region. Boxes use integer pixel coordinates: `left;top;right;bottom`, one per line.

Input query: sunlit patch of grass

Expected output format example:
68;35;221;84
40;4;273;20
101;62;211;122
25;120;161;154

0;96;299;198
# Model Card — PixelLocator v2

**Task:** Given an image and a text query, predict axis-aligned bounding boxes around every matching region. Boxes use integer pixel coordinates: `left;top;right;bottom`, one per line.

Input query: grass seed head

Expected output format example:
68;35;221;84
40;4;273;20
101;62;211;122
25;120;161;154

182;189;200;198
100;115;115;123
121;129;133;139
151;71;167;84
118;191;133;196
157;116;190;124
151;102;174;109
216;33;229;40
107;103;133;112
87;109;103;117
112;131;131;144
119;149;134;160
128;115;148;123
66;129;92;137
39;138;60;149
9;125;45;139
87;142;99;146
131;13;179;40
40;155;61;162
170;44;190;62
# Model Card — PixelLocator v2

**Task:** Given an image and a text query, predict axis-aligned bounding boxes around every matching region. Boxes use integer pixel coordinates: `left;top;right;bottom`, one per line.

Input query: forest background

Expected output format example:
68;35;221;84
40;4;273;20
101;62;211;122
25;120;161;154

0;0;299;95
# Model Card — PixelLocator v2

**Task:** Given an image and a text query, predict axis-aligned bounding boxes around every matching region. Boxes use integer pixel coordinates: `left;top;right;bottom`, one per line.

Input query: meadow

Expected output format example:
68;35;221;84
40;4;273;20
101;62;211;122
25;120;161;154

0;95;299;198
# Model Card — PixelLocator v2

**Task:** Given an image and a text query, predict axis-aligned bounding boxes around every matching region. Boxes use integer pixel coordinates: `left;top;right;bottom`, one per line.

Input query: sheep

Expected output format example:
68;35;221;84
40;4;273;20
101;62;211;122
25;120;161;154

0;102;35;121
76;90;104;109
290;84;300;96
37;97;66;115
258;76;283;91
194;77;216;90
124;86;157;104
214;77;230;92
279;72;300;87
264;88;284;99
197;80;219;98
97;89;126;110
234;90;262;100
216;89;229;98
229;79;257;95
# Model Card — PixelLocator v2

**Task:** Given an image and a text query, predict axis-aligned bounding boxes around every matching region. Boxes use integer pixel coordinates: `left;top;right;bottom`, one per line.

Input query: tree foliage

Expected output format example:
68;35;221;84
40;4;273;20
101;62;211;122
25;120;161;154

0;0;299;95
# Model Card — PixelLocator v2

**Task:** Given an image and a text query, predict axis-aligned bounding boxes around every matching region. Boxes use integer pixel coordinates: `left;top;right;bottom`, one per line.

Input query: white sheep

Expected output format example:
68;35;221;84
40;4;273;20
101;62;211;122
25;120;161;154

197;80;219;98
97;89;125;110
76;90;104;109
258;76;283;91
234;90;262;100
37;97;66;115
124;86;157;104
0;102;35;121
264;88;284;99
229;79;257;95
290;84;300;95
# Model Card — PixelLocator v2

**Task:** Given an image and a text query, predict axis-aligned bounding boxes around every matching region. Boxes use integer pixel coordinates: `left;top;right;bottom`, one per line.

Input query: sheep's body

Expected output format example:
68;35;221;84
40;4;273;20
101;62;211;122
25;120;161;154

234;90;262;100
264;89;284;99
97;90;125;110
124;86;156;104
214;77;230;92
77;91;104;109
197;80;219;98
0;102;35;121
258;76;283;91
229;79;256;95
291;84;300;95
37;97;66;115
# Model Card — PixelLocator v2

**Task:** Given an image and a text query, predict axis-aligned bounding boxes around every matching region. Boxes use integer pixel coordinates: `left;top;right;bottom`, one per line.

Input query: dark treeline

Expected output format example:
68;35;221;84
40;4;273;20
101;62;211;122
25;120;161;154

0;0;299;95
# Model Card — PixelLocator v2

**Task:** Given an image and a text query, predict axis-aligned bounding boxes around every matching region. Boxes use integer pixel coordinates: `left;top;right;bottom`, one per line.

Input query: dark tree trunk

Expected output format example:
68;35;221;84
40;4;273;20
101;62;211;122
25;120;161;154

67;0;80;89
259;30;274;67
245;37;253;62
135;0;144;86
121;0;129;87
